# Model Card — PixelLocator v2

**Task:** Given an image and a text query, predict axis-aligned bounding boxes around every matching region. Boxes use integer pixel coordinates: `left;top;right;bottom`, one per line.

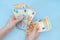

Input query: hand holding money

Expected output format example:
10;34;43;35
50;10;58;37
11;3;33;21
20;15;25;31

0;15;23;39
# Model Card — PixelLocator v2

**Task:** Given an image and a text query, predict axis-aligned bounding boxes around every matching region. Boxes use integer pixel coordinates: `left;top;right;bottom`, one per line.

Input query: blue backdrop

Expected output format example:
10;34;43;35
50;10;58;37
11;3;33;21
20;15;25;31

0;0;60;40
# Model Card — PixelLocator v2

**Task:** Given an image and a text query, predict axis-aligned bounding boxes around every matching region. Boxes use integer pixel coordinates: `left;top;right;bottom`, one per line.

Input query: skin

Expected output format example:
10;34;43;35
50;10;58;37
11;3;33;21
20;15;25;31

26;22;39;40
0;15;23;40
0;15;39;40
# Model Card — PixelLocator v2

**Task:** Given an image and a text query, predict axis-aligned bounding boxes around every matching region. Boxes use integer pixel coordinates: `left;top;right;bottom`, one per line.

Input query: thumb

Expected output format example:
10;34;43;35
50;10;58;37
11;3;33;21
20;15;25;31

15;17;23;23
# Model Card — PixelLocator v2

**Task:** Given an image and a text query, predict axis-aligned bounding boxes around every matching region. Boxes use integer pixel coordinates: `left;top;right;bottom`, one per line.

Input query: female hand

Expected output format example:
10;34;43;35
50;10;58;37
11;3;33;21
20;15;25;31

0;15;23;39
26;22;40;40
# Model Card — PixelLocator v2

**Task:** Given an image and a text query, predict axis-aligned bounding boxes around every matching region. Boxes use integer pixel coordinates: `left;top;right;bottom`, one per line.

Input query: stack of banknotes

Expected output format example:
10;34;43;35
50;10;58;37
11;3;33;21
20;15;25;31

12;3;51;35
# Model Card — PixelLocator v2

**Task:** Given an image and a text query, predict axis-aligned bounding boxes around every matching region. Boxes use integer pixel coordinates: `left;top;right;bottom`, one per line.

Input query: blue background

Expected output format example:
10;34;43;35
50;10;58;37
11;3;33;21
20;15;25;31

0;0;60;40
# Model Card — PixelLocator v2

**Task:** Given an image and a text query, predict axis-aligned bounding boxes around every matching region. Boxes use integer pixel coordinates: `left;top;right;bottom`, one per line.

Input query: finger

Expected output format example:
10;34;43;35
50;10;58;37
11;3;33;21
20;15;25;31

36;32;39;38
31;22;38;26
10;15;16;20
31;22;36;24
32;23;39;32
11;15;15;18
32;26;37;33
15;16;23;23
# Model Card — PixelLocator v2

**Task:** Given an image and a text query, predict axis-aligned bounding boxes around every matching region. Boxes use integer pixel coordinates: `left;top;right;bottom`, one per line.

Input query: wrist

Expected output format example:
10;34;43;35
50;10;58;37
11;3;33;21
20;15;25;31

5;23;14;31
1;25;9;34
0;29;7;39
2;24;12;33
26;37;35;40
0;25;11;37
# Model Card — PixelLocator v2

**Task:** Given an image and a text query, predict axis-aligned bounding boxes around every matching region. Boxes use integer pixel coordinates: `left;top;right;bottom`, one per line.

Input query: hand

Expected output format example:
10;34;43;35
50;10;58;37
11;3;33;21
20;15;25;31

26;22;39;40
0;15;23;39
2;15;23;32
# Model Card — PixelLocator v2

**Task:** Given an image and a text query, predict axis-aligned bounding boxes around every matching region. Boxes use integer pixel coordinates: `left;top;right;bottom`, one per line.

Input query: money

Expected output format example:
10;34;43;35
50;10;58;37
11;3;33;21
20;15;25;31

12;3;51;33
13;3;36;30
25;17;51;35
33;17;51;32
